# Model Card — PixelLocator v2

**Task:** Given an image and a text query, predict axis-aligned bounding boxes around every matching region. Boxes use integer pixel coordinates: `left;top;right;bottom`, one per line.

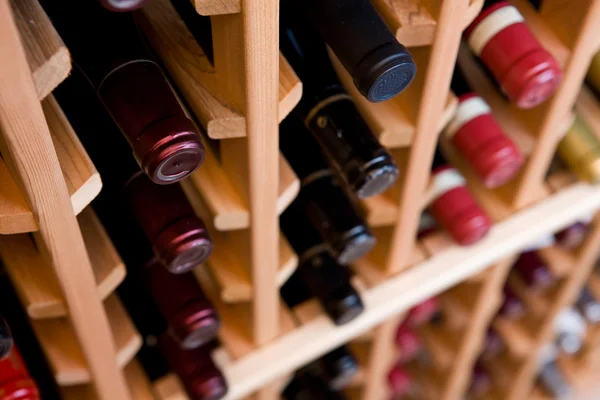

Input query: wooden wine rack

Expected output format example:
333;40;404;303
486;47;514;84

2;0;600;399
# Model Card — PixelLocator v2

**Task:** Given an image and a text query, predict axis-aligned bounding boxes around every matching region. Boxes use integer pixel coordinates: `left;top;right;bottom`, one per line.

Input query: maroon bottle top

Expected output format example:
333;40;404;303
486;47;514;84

394;322;422;362
555;222;589;249
41;0;204;184
0;346;40;400
405;297;440;326
125;172;213;273
387;364;414;397
513;251;553;290
97;0;151;12
499;285;524;318
145;258;220;349
159;335;228;400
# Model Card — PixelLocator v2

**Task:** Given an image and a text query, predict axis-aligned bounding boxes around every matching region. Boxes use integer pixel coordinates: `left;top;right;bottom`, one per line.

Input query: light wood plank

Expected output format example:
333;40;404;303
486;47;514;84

11;0;71;100
372;0;437;47
32;295;142;386
192;0;240;15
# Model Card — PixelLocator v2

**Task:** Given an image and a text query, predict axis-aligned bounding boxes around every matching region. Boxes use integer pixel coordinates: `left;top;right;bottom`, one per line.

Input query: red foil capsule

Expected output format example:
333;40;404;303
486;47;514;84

98;62;204;184
97;0;150;11
445;93;523;188
513;251;553;290
464;1;562;108
125;172;213;273
406;297;440;326
394;323;422;362
145;259;220;349
387;365;413;397
429;166;492;245
159;335;228;400
0;346;40;400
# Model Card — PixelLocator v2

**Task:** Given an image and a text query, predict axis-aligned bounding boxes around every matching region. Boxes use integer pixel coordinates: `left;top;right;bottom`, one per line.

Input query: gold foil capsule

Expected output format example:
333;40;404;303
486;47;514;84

557;116;600;184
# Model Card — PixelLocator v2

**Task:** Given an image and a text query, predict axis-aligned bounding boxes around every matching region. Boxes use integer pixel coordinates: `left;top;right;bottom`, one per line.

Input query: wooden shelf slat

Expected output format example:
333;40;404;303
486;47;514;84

140;0;302;140
32;295;142;386
61;360;154;400
0;96;102;235
12;0;71;100
0;209;125;319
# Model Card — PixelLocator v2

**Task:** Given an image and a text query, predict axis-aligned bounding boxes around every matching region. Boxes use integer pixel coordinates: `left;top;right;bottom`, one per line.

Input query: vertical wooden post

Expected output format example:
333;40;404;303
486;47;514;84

0;2;130;400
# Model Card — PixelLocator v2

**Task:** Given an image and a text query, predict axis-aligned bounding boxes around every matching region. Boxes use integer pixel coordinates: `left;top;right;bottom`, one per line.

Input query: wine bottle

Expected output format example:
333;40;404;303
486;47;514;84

447;64;522;188
41;0;204;184
283;0;415;102
469;362;492;398
554;308;586;355
538;361;572;399
279;242;364;326
279;27;400;199
429;150;492;245
405;297;440;327
54;71;213;273
576;286;600;324
144;258;220;349
0;317;12;360
394;322;423;362
280;124;377;263
555;221;589;249
557;116;600;184
587;51;600;94
159;334;228;400
387;364;417;397
302;345;359;391
97;0;150;12
464;0;562;108
283;370;347;400
513;251;554;290
499;285;525;318
482;329;504;360
0;345;41;400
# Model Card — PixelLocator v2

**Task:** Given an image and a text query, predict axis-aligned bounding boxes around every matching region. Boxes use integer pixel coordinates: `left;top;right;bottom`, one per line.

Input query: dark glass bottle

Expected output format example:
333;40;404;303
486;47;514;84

97;0;150;12
464;0;562;108
283;0;415;102
279;28;399;199
312;345;359;391
283;370;347;400
41;0;204;184
499;285;525;318
576;286;600;324
448;64;522;188
0;316;12;360
555;221;589;249
429;150;492;245
513;251;554;290
469;362;492;397
159;335;228;400
280;118;376;264
54;71;212;273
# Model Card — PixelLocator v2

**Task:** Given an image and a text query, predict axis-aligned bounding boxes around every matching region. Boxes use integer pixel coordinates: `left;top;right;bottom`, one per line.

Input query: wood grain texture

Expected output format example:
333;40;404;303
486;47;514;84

11;0;70;100
192;0;240;15
32;294;142;386
0;209;125;319
0;3;129;398
140;0;302;139
372;0;437;47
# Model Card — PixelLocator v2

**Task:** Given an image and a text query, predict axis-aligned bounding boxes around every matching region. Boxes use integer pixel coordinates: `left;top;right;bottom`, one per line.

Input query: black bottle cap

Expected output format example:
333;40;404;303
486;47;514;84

350;153;399;199
283;371;348;400
336;225;376;266
355;44;416;102
0;317;13;360
320;346;359;390
323;285;364;326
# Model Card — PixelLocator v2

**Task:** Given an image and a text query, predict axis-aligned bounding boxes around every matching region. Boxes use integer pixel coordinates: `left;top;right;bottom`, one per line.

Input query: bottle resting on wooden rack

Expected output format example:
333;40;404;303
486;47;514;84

557;115;600;184
0;345;41;400
143;258;220;349
41;0;204;184
538;360;572;399
280;18;400;199
97;0;150;12
513;250;554;290
428;149;492;245
0;316;12;360
283;369;348;400
464;0;562;108
279;210;365;325
283;0;416;102
499;284;525;318
299;345;359;391
447;63;523;188
159;334;228;400
469;362;492;398
554;220;590;249
54;72;213;273
576;286;600;324
387;364;424;398
280;116;376;264
553;308;586;355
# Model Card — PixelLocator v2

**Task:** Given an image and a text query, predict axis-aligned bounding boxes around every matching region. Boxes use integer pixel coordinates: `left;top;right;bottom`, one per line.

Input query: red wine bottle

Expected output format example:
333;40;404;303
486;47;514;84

97;0;150;12
448;64;522;188
464;0;562;108
280;26;400;199
429;150;492;245
159;334;228;400
394;322;423;362
387;364;417;398
42;0;204;184
144;258;219;349
283;0;415;102
513;251;554;290
283;370;347;400
405;297;440;327
0;317;12;361
54;72;213;273
281;118;376;264
0;345;40;400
